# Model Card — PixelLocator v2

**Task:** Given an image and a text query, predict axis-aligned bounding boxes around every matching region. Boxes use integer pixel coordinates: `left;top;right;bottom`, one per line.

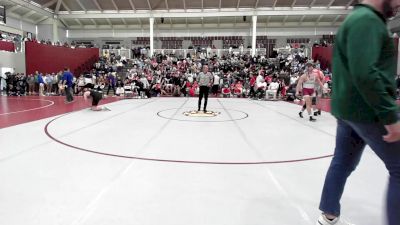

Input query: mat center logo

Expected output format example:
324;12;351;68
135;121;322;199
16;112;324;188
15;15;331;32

183;110;221;117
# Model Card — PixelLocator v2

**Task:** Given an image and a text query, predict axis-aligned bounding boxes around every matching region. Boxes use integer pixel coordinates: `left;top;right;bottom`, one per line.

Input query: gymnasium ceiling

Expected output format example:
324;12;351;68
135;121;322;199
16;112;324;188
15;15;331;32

0;0;361;29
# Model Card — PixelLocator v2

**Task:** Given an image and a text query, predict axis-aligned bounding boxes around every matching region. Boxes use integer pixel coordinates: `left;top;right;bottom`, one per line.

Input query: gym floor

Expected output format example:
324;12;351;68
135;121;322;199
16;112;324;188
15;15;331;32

0;97;387;225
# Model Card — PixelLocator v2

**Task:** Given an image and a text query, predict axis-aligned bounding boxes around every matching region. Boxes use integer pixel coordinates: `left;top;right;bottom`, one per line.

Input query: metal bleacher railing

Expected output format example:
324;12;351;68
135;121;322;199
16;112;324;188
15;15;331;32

101;48;268;59
153;48;267;58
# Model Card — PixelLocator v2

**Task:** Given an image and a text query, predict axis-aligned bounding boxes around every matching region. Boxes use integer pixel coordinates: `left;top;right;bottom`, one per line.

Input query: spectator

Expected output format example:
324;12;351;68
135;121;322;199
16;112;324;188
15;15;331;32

212;72;220;96
44;73;53;95
266;78;279;100
1;72;7;96
38;72;45;96
106;72;116;96
77;75;85;95
51;73;59;95
61;68;74;103
26;74;35;95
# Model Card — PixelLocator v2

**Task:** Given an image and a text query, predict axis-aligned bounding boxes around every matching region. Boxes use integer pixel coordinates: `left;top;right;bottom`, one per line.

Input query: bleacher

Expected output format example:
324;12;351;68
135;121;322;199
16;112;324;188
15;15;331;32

222;36;244;49
256;36;276;57
132;37;150;46
160;37;183;49
192;39;213;48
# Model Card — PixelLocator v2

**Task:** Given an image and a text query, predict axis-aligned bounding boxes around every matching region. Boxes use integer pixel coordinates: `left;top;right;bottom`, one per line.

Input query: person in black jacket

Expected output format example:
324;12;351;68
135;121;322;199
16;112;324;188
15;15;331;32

84;89;105;111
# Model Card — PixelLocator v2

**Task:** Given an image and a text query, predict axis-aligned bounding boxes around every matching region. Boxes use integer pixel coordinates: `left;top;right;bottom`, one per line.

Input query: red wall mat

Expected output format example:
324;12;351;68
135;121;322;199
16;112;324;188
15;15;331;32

312;46;333;71
0;40;15;52
25;42;99;76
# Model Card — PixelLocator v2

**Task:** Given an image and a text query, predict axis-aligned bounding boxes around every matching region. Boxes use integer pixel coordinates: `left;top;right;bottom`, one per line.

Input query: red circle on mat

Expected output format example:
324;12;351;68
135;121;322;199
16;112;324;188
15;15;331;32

0;98;54;115
45;114;333;165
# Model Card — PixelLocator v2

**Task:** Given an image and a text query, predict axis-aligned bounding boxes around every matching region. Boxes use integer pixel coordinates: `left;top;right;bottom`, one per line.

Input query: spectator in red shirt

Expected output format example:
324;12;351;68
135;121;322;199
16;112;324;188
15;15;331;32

234;81;243;97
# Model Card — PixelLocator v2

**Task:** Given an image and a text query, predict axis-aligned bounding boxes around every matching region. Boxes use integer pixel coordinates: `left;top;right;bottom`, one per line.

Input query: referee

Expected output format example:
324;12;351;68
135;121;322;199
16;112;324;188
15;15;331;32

197;65;213;112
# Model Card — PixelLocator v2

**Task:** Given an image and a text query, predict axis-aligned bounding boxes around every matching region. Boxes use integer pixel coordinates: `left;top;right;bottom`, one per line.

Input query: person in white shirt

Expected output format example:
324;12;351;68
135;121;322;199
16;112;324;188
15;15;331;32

266;79;280;100
44;74;53;95
207;46;212;58
1;72;7;95
197;65;213;112
212;72;220;96
256;73;264;85
77;75;85;95
255;77;267;99
200;52;205;60
51;73;58;95
186;73;193;84
299;50;305;58
84;74;95;89
139;75;150;98
115;86;124;96
239;44;244;54
290;75;299;85
71;76;77;95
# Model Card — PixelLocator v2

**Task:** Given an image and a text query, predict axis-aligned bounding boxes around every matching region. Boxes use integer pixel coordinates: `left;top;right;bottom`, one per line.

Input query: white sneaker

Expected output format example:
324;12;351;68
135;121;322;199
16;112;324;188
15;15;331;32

316;214;354;225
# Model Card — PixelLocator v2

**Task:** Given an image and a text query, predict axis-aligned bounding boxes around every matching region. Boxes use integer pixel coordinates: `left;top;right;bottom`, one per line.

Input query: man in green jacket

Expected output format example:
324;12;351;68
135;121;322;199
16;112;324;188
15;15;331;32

317;0;400;225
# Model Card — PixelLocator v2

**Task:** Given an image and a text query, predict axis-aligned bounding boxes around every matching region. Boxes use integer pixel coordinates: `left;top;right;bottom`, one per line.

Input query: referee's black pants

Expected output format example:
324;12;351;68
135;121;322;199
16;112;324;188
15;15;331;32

198;86;209;111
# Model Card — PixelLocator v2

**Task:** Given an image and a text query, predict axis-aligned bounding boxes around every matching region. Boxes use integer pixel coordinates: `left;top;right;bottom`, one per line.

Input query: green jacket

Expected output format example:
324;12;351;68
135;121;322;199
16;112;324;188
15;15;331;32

332;4;399;125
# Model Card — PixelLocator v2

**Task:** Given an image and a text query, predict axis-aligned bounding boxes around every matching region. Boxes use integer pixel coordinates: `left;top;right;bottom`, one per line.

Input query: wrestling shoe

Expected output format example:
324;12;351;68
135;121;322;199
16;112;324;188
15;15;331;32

314;110;322;116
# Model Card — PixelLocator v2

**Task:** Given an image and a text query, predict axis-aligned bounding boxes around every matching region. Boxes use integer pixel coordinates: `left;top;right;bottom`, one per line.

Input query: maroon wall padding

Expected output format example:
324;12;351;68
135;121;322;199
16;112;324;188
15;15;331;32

312;46;333;71
25;42;99;75
0;40;15;52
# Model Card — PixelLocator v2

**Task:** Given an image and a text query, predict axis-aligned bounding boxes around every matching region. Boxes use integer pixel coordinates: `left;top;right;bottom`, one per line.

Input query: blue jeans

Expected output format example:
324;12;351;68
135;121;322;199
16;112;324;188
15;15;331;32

319;115;400;225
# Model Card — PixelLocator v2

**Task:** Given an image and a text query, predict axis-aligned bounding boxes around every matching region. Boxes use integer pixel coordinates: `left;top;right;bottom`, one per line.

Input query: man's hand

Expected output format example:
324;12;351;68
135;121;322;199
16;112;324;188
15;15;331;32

383;121;400;143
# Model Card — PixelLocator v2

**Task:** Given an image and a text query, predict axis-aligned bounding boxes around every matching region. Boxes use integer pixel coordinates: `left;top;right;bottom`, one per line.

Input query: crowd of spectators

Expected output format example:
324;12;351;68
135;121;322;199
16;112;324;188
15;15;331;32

1;30;398;101
0;49;342;101
0;31;20;43
101;49;335;100
27;39;94;49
